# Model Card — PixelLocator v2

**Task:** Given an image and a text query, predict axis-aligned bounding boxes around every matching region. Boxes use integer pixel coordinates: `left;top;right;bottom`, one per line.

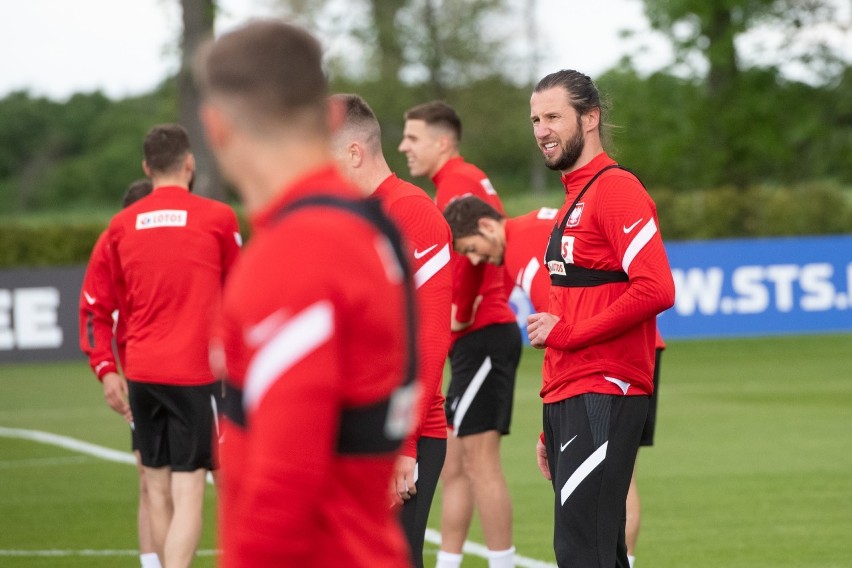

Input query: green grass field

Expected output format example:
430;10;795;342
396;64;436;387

1;334;851;567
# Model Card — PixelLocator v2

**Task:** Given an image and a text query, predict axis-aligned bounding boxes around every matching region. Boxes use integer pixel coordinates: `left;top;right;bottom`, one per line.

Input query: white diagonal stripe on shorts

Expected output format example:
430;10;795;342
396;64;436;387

560;441;608;505
414;243;451;289
452;356;492;434
244;301;334;413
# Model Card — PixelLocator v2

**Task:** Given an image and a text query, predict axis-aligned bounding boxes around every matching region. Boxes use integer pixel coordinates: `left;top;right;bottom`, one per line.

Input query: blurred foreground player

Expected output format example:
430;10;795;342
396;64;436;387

79;178;161;568
197;20;416;567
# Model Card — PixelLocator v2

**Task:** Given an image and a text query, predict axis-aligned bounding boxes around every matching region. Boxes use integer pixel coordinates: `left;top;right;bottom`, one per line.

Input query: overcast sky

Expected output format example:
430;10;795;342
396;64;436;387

0;0;675;100
0;0;848;101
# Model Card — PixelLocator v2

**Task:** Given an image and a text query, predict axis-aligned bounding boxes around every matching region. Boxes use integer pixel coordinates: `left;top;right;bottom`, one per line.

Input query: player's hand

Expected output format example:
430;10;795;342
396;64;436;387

527;312;559;348
450;295;483;331
536;438;551;481
102;372;132;424
389;455;417;507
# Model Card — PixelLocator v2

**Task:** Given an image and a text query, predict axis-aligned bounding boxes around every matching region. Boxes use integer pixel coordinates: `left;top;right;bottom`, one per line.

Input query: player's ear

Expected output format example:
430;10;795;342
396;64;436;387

142;160;153;178
584;107;600;134
185;152;196;171
478;217;498;235
199;103;231;152
436;130;454;154
349;142;364;167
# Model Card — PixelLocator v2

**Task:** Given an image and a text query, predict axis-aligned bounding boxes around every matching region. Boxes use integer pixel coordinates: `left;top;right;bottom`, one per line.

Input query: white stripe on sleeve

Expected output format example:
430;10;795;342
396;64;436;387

414;243;451;289
519;257;540;298
243;301;334;413
622;219;657;274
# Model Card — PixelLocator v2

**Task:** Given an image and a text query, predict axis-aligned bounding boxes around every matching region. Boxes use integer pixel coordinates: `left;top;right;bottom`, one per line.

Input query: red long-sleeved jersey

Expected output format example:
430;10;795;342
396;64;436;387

541;153;675;402
432;157;516;342
79;231;124;379
374;174;452;457
106;185;240;385
217;167;413;567
503;208;559;313
503;208;667;351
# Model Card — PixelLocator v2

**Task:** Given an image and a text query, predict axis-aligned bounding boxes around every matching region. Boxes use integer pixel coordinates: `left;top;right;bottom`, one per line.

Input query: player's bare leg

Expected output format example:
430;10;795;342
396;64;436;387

135;451;161;567
461;430;513;555
437;431;474;566
163;469;207;568
143;466;173;562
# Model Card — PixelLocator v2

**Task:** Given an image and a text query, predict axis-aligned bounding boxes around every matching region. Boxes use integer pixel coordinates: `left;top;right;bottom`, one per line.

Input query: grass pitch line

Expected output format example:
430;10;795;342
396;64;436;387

0;426;557;568
424;529;557;568
0;549;218;557
0;426;137;465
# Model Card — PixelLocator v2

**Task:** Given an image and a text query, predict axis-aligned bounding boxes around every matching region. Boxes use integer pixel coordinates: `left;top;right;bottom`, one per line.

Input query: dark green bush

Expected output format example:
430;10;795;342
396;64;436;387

0;223;106;267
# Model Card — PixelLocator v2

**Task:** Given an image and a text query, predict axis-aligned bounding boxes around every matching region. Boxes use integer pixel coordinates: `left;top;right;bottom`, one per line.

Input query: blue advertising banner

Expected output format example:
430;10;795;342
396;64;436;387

659;234;852;339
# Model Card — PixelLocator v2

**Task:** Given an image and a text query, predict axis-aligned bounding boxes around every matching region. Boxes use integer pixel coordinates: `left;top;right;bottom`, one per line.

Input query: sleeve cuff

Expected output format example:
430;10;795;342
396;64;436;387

545;320;574;349
94;361;118;381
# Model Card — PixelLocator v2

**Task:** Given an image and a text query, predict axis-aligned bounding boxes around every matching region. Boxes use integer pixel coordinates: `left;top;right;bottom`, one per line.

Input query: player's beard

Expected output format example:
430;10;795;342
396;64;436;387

544;117;585;172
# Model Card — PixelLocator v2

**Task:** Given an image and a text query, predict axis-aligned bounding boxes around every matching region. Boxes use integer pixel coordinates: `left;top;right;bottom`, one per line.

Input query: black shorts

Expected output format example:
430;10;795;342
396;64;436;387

543;393;648;568
445;322;521;437
127;380;221;471
639;348;663;447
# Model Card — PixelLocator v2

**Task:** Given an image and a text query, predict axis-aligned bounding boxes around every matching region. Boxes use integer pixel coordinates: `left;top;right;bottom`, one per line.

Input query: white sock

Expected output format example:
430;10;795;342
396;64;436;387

628;554;636;568
140;553;162;568
436;550;463;568
487;546;515;568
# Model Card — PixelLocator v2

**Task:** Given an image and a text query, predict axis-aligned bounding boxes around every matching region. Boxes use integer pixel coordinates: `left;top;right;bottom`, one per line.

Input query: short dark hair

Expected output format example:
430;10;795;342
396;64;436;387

534;69;607;139
195;19;327;133
443;195;504;240
333;93;382;153
404;100;462;142
143;124;191;174
122;178;153;208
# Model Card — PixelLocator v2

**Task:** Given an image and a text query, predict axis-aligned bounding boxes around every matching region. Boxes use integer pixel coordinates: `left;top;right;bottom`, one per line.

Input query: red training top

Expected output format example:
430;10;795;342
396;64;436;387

79;230;125;379
217;166;413;568
106;185;241;385
374;174;452;456
503;207;559;313
541;152;675;402
503;207;667;352
432;156;516;342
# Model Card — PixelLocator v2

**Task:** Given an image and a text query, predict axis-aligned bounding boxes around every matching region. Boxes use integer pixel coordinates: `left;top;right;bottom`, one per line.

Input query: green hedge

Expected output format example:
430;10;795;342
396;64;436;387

502;180;852;243
0;223;106;267
1;183;849;268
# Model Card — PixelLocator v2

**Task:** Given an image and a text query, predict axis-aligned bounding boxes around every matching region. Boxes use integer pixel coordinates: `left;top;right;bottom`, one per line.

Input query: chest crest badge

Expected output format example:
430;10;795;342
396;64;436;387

566;202;584;228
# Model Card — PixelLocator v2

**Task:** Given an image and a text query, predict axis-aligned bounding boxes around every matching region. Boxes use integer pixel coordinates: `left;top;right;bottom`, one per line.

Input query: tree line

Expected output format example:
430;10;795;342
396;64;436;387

0;0;849;240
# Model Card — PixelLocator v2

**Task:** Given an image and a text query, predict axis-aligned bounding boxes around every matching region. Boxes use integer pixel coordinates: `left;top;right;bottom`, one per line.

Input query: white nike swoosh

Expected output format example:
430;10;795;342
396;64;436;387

413;244;438;259
84;291;96;305
560;434;578;452
623;218;643;233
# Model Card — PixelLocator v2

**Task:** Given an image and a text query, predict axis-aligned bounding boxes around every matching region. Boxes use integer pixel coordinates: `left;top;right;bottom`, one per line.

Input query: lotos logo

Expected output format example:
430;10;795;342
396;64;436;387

547;260;566;275
566;203;584;227
136;210;188;230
